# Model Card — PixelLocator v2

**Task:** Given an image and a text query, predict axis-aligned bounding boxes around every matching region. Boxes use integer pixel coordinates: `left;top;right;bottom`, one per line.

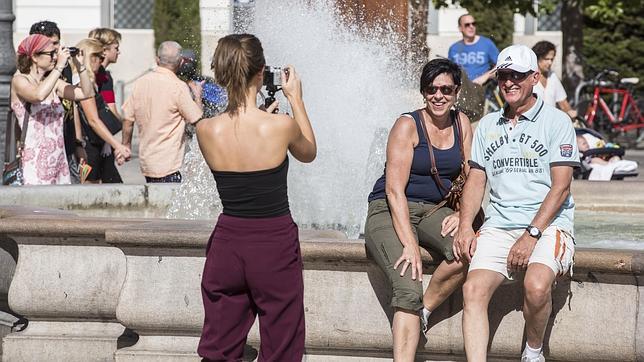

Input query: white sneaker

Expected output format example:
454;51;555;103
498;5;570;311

521;350;545;362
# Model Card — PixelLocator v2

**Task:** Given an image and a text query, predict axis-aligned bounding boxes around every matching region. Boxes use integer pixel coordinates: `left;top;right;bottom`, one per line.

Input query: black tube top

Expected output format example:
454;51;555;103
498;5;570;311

211;157;290;218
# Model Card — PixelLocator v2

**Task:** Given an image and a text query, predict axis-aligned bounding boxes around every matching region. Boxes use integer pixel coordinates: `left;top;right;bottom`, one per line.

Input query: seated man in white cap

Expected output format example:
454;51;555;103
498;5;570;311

453;44;580;362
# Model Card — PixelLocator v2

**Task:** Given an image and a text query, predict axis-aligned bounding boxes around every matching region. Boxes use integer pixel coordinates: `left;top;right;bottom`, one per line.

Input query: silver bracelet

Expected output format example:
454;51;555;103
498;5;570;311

79;66;87;73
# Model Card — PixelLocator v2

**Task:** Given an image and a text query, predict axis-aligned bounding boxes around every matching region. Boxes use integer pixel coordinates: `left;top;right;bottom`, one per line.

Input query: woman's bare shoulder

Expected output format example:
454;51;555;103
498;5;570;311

196;113;228;134
457;111;473;132
11;73;30;88
391;114;417;136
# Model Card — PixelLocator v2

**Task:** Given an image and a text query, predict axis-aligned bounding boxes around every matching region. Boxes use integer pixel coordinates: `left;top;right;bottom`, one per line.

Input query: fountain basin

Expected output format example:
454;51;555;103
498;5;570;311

0;206;642;361
4;181;644;217
1;181;643;249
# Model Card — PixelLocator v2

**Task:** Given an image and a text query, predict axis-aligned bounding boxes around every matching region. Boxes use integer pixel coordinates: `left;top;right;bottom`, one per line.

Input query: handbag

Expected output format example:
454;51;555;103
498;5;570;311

96;92;121;134
2;103;31;186
78;92;121;146
418;109;485;231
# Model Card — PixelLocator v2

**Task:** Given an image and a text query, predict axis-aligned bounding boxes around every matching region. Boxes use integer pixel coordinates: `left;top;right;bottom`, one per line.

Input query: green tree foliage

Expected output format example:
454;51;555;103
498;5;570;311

152;0;201;67
433;0;538;15
582;1;643;90
463;2;514;51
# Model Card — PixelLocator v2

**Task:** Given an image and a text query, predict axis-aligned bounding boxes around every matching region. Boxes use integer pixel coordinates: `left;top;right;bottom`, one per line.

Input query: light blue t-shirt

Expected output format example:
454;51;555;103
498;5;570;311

448;36;499;80
470;96;580;234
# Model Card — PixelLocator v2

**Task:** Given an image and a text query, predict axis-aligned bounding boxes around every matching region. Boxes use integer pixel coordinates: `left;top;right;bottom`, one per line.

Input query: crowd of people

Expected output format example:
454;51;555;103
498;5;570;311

3;12;611;362
193;25;576;362
6;20;208;186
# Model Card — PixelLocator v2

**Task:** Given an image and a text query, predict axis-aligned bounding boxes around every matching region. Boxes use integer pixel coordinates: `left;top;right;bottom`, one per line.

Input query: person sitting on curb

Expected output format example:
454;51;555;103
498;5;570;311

454;44;579;362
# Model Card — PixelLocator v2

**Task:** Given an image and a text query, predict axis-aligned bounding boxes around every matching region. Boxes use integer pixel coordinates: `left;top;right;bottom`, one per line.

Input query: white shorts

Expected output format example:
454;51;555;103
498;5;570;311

469;225;575;279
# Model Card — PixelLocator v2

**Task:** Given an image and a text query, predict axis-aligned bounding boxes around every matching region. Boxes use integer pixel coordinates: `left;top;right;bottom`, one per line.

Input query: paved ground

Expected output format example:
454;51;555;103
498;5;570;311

623;149;644;181
115;129;145;184
116;153;145;184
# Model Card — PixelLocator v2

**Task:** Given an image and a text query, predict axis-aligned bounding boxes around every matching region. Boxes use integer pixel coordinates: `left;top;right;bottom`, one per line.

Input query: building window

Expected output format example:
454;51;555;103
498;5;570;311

114;0;154;29
537;2;561;32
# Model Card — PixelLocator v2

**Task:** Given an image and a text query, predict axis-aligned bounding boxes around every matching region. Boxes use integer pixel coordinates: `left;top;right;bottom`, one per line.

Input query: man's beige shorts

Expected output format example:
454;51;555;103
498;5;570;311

469;225;575;279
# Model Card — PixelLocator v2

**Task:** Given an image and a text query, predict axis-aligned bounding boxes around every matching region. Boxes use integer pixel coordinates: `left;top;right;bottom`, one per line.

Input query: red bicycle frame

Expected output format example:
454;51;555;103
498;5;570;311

584;86;644;132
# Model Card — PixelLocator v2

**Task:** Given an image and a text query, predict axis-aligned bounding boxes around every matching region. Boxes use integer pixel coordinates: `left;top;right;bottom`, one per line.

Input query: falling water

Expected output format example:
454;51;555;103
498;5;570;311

168;0;422;237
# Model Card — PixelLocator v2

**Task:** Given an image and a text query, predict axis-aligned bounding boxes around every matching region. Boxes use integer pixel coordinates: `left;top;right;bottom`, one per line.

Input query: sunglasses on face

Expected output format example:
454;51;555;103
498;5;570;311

37;50;57;58
497;70;534;82
425;85;457;96
463;22;476;28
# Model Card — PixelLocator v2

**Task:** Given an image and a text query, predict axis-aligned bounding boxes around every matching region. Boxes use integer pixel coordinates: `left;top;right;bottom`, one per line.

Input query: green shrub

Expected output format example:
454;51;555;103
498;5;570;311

152;0;202;68
465;2;514;51
583;4;643;91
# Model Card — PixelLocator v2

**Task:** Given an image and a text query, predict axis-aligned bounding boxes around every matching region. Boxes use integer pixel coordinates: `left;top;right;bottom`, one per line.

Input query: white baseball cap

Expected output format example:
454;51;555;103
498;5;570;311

495;44;538;73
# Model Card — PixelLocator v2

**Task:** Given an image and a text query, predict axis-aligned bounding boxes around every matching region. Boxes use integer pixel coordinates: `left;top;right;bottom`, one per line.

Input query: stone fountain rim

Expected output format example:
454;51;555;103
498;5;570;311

0;206;641;275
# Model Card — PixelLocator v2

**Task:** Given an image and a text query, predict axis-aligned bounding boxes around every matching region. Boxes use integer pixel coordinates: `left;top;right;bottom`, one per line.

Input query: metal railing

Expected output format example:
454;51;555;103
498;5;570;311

114;67;155;111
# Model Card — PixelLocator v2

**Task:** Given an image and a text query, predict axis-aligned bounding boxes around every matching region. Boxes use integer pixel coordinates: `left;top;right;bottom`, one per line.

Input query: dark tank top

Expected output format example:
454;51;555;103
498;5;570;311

211;157;290;218
367;110;462;204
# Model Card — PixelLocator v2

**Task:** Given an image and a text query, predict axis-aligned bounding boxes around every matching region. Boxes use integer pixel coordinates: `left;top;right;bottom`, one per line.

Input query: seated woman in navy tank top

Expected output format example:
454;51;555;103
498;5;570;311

364;58;473;359
195;34;316;362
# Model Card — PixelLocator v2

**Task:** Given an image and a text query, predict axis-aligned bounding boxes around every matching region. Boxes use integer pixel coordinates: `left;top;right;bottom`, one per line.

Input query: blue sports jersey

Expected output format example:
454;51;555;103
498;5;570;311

448;36;499;80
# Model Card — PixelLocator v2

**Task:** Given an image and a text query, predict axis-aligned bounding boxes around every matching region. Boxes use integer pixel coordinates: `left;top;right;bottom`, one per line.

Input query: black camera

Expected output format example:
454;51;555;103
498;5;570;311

262;66;289;113
263;66;284;89
68;47;79;56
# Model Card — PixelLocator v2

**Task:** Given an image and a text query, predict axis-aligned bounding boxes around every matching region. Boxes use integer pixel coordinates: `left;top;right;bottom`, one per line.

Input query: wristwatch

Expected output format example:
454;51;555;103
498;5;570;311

526;225;542;239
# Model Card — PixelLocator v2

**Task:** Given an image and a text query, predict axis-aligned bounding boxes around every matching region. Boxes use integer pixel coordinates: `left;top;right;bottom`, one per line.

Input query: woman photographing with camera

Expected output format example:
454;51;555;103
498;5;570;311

72;38;130;183
196;34;316;361
365;58;474;359
11;34;94;185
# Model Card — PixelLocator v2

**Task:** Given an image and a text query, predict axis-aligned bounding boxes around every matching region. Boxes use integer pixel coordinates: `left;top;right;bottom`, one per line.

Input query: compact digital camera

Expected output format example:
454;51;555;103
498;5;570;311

262;66;289;113
68;47;79;57
263;66;289;89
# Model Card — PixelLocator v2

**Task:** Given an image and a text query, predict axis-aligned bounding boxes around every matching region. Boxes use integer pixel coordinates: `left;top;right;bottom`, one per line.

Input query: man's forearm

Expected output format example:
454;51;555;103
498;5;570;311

459;169;487;226
528;185;570;231
122;120;134;146
529;167;574;230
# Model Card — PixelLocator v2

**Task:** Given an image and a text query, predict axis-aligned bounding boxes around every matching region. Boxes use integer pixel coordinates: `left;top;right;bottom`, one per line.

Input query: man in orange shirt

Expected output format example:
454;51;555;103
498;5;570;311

122;41;203;183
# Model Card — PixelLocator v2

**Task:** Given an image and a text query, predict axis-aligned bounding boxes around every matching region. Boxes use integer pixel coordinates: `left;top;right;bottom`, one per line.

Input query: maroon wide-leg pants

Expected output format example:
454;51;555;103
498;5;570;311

198;213;305;362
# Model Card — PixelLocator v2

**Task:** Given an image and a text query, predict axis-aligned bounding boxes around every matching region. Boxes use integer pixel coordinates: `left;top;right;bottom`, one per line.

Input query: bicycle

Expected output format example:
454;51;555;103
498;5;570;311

483;79;504;115
574;68;643;146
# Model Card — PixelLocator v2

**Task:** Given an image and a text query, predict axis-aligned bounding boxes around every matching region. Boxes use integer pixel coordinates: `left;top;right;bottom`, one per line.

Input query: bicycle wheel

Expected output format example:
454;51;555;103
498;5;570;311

575;92;593;121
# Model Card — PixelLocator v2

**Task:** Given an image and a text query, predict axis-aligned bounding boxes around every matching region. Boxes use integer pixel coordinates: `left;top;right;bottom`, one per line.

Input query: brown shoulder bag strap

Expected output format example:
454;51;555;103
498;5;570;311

19;103;31;147
418;109;459;195
453;110;465;163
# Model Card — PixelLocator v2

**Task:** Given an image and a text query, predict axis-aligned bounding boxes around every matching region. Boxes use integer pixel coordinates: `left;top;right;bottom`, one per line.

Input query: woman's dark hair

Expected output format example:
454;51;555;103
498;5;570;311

17;54;32;74
29;21;60;38
212;34;265;116
177;49;199;81
420;58;462;94
532;41;556;60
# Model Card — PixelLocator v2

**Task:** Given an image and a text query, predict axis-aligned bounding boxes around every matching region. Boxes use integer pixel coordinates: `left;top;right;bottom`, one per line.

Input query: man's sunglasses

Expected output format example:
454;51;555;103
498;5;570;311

463;22;476;28
497;70;534;82
37;50;57;58
425;85;457;95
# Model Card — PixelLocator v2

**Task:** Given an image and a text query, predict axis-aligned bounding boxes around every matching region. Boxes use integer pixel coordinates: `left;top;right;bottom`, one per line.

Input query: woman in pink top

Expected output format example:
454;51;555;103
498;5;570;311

11;34;94;185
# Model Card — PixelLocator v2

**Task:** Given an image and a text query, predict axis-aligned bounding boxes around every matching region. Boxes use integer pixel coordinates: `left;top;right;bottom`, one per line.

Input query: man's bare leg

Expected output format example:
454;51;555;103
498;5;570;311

462;269;505;362
392;308;420;361
422;259;467;311
523;263;556;350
